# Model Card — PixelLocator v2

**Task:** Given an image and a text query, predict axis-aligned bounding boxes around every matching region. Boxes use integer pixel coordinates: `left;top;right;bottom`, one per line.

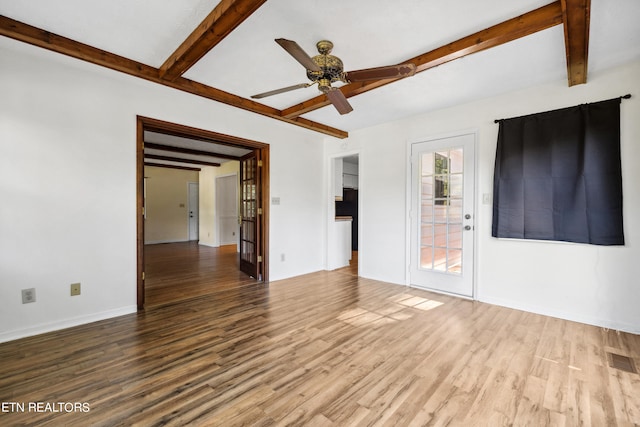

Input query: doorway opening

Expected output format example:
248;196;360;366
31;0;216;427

136;116;270;309
330;153;360;275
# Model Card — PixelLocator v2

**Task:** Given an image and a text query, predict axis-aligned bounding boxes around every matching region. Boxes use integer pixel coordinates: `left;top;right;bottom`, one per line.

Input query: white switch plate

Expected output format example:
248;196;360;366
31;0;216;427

272;197;280;205
482;193;491;204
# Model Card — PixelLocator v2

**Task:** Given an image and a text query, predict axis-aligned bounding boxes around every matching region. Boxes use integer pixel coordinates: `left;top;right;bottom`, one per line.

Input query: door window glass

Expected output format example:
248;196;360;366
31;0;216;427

419;148;464;274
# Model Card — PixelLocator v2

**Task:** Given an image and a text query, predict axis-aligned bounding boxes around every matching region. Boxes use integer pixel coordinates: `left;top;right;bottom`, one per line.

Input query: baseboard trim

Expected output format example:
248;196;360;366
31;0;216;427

198;242;219;248
0;305;138;344
478;295;639;335
144;239;189;245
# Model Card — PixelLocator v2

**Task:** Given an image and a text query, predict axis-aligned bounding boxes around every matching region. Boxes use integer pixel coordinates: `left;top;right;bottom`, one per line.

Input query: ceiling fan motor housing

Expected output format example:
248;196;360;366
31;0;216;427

307;40;345;92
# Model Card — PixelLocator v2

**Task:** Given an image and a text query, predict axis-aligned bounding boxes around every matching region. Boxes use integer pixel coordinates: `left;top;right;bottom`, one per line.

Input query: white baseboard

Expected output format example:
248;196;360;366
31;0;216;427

198;242;219;248
478;295;639;335
0;305;137;344
144;239;189;245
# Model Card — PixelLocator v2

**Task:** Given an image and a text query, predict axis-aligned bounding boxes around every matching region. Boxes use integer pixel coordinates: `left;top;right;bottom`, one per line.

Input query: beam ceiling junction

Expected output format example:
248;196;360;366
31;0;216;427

561;0;590;86
159;0;268;81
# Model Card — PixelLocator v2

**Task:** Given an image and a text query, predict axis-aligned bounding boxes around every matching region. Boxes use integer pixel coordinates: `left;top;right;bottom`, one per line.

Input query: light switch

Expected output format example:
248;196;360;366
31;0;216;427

272;197;280;205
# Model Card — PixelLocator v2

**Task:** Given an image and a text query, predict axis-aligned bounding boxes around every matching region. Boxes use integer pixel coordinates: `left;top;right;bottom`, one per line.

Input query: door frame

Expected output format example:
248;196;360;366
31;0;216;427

405;129;478;299
136;116;270;309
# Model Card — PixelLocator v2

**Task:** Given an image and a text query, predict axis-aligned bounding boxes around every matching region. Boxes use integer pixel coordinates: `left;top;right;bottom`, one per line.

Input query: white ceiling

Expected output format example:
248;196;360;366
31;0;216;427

1;0;639;133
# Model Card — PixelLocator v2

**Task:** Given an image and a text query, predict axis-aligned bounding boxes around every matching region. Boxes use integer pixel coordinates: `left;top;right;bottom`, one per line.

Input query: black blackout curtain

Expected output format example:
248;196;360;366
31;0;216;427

492;97;625;245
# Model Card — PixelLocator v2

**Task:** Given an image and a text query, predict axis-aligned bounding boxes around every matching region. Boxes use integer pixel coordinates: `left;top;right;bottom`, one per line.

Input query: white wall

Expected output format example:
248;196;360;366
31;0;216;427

325;60;640;333
144;166;199;244
0;37;326;342
269;135;326;280
199;162;239;248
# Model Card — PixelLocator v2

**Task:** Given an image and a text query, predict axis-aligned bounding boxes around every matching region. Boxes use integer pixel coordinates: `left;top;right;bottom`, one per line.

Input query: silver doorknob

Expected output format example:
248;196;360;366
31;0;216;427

465;214;471;219
464;225;472;230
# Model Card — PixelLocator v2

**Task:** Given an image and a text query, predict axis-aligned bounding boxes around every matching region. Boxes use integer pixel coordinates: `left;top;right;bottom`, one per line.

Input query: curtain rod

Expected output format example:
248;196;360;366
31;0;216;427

494;94;632;124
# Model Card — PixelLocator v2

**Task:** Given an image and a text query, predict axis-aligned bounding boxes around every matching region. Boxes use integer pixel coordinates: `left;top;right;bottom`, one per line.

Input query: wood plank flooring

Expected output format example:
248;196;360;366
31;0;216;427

144;242;257;307
1;243;639;426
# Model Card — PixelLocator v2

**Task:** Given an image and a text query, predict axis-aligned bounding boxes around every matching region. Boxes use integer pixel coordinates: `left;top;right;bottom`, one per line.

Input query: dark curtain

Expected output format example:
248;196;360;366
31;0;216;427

492;98;624;245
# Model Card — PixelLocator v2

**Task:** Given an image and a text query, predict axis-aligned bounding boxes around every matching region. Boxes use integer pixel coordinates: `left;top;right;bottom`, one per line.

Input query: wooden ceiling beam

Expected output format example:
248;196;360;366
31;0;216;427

142;116;268;149
145;154;221;167
159;0;267;81
281;1;564;119
144;142;241;161
0;15;348;139
145;163;201;172
561;0;590;86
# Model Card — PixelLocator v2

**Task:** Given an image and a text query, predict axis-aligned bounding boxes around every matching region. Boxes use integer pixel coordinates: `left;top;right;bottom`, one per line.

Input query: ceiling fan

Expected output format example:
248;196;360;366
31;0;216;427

251;39;417;115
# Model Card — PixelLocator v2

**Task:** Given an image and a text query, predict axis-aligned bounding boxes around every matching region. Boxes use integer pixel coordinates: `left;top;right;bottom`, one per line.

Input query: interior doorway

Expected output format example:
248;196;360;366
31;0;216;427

330;153;360;274
136;116;270;309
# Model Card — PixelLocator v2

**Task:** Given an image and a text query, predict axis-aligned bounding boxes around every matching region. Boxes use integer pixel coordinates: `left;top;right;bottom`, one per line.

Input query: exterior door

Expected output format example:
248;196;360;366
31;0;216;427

188;182;199;241
410;133;475;297
240;151;261;279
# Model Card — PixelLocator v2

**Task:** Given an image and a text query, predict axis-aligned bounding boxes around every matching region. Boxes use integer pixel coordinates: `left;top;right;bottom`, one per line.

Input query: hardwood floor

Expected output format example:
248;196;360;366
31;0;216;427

1;243;639;426
144;242;257;307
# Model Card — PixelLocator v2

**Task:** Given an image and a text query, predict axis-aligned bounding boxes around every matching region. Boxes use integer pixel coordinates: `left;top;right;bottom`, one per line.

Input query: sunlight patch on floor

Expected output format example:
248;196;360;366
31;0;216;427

393;294;445;312
337;292;445;327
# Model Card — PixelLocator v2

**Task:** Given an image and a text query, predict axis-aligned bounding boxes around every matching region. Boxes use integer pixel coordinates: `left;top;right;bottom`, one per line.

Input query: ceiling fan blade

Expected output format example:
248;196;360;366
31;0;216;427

344;63;416;82
275;38;321;72
251;83;311;99
326;88;353;115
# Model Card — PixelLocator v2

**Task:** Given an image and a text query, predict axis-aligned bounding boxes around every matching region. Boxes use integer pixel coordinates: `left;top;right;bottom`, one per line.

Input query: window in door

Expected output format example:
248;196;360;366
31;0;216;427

419;147;464;274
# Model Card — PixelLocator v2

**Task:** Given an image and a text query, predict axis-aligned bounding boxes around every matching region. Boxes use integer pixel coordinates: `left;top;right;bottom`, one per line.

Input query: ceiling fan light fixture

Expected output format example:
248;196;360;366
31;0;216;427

251;38;416;115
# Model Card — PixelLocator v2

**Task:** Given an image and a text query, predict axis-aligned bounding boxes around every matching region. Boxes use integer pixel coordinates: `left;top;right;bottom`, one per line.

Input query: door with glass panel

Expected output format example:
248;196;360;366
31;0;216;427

410;133;475;297
240;151;260;279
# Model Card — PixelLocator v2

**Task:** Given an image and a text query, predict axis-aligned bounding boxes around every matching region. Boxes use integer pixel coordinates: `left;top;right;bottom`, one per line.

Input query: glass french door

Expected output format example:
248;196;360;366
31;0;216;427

240;151;261;279
410;133;475;297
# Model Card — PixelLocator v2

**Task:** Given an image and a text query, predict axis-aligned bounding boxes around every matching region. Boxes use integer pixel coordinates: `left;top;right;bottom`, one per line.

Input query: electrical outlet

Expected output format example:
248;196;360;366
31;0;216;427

281;253;285;262
22;288;36;304
70;283;81;296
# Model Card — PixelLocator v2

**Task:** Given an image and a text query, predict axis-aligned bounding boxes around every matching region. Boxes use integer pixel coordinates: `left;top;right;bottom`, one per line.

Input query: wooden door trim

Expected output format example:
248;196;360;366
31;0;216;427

136;116;269;309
